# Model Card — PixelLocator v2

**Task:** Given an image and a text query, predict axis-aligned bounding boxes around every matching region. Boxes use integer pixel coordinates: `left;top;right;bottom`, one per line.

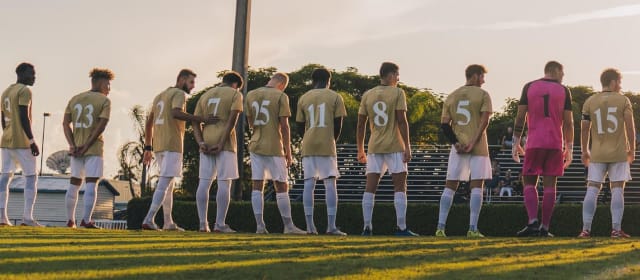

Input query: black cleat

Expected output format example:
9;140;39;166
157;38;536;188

538;227;554;237
517;221;540;237
362;226;373;236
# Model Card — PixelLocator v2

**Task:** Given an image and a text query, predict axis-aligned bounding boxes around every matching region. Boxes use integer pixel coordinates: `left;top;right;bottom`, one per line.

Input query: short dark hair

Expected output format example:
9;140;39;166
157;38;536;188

89;68;115;81
15;63;34;76
600;68;621;87
177;69;197;82
311;68;331;85
465;64;487;79
222;71;243;88
544;61;563;74
379;62;399;78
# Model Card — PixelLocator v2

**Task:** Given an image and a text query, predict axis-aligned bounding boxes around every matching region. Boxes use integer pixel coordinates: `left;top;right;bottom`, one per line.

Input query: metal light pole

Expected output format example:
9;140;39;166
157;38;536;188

232;0;251;201
39;112;50;176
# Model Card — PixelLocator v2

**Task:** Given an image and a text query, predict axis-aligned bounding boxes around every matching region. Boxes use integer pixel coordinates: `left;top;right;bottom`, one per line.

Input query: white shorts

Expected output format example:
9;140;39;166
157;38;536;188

446;148;492;181
1;148;36;176
250;153;288;182
366;152;407;175
156;151;183;178
302;156;339;180
71;156;103;178
588;162;631;183
199;151;239;180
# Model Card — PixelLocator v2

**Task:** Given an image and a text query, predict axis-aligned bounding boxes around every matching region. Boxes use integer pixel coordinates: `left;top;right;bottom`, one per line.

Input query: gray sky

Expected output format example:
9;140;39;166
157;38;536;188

2;0;640;176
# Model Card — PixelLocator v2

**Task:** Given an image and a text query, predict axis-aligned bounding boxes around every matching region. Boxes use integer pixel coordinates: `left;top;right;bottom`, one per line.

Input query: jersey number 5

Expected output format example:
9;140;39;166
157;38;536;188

456;100;471;125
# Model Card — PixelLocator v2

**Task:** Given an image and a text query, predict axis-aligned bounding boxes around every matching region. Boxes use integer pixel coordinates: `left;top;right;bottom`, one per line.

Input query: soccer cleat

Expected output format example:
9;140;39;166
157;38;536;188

141;223;161;231
213;223;237;233
517;221;540;237
20;220;44;227
577;230;591;238
0;222;13;227
395;228;419;237
66;220;76;228
163;223;185;232
467;230;485;238
284;225;307;235
538;227;554;237
326;229;347;236
307;231;319;235
435;229;447;237
199;227;211;233
361;226;373;236
611;230;630;238
80;220;101;229
256;225;269;234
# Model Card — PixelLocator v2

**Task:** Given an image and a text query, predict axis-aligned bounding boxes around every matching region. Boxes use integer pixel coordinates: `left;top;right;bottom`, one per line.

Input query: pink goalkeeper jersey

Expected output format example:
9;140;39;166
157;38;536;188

519;78;572;150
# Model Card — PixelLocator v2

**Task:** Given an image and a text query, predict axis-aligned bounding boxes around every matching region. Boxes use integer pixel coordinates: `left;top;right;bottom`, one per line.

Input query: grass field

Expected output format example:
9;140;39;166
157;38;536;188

1;227;640;279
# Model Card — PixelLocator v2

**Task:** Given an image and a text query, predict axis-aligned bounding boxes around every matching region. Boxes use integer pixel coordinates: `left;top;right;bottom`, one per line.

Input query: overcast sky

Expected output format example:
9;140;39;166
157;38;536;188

2;0;640;175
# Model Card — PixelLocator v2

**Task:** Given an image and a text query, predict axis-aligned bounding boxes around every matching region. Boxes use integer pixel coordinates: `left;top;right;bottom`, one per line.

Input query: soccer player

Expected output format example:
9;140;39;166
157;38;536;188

63;68;113;229
296;67;347;235
0;63;41;227
579;68;634;238
193;71;243;233
436;64;493;238
356;62;417;236
513;61;574;237
246;72;306;234
142;69;215;231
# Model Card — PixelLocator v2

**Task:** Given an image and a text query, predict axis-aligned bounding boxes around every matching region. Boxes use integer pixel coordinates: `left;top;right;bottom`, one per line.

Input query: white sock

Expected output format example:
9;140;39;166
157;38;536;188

215;180;231;226
325;178;338;231
582;186;600;231
162;181;175;225
611;187;624;231
251;190;265;228
82;182;97;222
23;175;37;221
276;192;293;228
0;173;13;221
362;192;375;229
303;178;316;232
394;192;407;230
65;184;81;222
143;177;172;224
196;178;212;227
438;188;455;230
469;188;483;231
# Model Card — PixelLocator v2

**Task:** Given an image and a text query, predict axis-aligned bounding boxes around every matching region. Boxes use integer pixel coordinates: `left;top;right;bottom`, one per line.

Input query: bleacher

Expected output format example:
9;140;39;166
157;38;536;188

290;144;640;204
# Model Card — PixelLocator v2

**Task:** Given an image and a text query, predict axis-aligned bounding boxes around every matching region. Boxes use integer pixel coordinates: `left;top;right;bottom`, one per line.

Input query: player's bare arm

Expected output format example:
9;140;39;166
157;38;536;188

18;105;38;156
171;108;218;124
464;111;492;153
333;117;343;141
396;109;411;163
580;119;591;166
62;113;77;156
279;116;292;167
76;118;108;156
142;111;155;166
624;108;636;163
191;119;210;154
512;105;528;162
356;114;367;164
562;109;574;169
212;109;241;154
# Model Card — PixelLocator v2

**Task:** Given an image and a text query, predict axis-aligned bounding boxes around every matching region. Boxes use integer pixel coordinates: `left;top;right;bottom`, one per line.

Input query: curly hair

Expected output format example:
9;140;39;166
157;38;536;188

89;68;115;81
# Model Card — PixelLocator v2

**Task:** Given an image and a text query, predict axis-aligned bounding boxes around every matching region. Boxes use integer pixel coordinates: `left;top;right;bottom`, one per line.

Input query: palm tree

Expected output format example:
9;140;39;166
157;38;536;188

117;105;151;197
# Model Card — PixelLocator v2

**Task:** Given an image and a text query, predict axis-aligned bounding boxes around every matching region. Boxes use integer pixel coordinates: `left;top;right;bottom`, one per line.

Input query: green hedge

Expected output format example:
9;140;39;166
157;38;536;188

127;198;640;237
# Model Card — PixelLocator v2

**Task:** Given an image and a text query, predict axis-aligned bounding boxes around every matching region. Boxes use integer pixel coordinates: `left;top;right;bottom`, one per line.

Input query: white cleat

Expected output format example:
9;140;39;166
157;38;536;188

256;225;269;234
162;223;185;232
284;225;307;235
20;220;44;227
326;229;348;236
213;223;237;233
141;222;161;231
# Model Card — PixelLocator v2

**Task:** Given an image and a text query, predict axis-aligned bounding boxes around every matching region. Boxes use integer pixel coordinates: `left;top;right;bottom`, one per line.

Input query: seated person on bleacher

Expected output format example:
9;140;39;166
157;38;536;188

499;169;514;197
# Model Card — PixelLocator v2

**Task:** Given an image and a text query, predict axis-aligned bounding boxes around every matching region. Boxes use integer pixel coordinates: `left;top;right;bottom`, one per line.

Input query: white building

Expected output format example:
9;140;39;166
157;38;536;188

5;175;119;226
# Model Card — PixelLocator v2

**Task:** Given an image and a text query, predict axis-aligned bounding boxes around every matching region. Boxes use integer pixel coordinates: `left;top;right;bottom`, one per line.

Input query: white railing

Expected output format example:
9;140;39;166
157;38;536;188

94;219;127;230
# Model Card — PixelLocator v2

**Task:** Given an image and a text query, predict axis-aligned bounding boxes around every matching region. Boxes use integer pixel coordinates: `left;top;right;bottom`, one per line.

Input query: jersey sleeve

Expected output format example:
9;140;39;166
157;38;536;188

172;92;186;109
358;94;367;116
441;95;452;120
231;92;243;112
279;93;291;117
563;87;572;110
18;87;31;106
519;82;531;105
295;97;304;123
64;99;73;115
581;96;591;117
624;96;633;116
194;95;204;117
481;91;493;113
99;98;111;120
335;94;347;118
396;88;407;111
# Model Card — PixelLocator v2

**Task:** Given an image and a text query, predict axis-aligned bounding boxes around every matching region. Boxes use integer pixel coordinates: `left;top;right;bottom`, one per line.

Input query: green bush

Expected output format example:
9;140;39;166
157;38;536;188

128;198;640;237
